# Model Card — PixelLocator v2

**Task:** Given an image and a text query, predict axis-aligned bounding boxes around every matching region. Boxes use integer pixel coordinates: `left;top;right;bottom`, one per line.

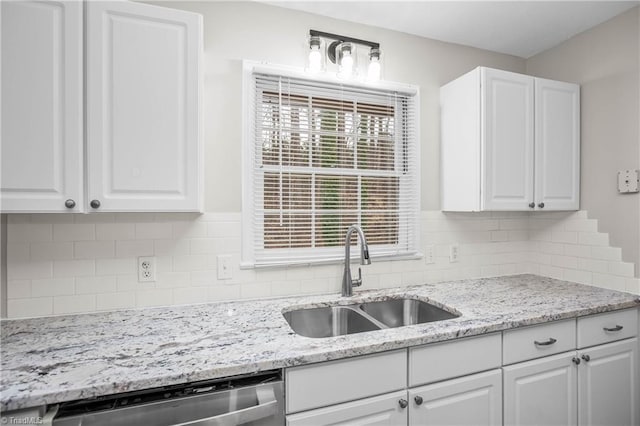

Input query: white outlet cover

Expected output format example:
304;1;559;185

424;245;435;264
217;255;233;280
449;244;459;263
138;256;156;282
617;169;639;193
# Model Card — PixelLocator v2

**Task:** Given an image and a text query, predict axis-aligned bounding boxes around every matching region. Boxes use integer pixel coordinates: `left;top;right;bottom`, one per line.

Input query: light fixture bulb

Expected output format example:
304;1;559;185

309;47;321;73
338;43;354;78
308;36;322;73
367;48;381;81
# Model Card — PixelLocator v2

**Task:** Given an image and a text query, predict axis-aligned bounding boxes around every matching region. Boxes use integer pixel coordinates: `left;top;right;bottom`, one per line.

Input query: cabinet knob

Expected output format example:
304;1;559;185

414;396;423;405
398;399;408;409
90;199;101;209
538;202;545;208
528;202;535;209
572;357;581;365
64;199;76;209
581;354;590;362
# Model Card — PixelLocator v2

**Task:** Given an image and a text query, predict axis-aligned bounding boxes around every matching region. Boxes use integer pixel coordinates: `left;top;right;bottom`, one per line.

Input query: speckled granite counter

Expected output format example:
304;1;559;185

2;274;639;412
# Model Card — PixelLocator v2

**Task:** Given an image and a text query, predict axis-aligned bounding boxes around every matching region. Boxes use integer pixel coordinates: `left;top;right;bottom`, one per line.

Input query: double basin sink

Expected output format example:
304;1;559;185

284;298;460;338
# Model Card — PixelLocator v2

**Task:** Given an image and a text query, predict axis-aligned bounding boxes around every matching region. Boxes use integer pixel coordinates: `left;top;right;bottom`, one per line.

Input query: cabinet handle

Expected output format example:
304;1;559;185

572;357;581;365
603;325;623;332
538;202;545;208
90;200;101;209
414;396;423;405
398;399;408;409
581;354;590;362
534;337;557;346
528;202;535;208
64;199;76;209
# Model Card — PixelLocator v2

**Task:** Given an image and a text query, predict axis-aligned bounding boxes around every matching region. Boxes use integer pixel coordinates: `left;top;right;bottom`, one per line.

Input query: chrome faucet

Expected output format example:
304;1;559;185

342;224;371;297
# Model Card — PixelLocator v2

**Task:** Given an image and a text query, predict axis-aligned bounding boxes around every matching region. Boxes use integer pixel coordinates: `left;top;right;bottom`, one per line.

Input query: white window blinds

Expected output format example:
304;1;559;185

244;69;419;267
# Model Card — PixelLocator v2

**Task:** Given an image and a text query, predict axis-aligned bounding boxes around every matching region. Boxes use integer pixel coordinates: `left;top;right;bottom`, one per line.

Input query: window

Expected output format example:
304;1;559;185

243;65;419;267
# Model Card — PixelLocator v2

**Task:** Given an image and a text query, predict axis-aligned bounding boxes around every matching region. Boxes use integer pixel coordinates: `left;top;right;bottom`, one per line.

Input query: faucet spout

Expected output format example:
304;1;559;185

342;224;371;297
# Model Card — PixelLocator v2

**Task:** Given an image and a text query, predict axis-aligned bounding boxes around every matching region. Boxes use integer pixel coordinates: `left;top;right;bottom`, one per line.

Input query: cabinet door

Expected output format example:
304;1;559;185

1;0;83;212
86;1;202;212
286;391;407;426
409;369;502;426
534;78;580;211
578;338;638;426
503;351;577;426
481;68;535;211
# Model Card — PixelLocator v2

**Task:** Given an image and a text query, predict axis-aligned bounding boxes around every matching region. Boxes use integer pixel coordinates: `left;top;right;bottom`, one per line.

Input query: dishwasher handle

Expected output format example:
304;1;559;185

174;385;278;426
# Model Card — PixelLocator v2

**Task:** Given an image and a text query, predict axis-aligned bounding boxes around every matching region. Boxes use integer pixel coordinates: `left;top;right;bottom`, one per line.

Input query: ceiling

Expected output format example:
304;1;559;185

262;1;639;58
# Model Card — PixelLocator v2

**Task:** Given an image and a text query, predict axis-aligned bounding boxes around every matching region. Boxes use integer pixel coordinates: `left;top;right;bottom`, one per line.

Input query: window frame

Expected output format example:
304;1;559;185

241;61;420;268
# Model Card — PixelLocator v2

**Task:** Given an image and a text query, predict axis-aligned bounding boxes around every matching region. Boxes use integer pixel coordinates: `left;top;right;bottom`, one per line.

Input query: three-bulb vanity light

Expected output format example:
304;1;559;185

308;30;382;82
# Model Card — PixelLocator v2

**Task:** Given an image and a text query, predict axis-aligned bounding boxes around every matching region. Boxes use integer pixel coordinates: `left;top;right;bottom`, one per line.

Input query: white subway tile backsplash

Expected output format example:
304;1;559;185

31;278;75;297
74;241;115;259
54;294;96;315
7;280;31;299
8;297;53;318
8;224;52;242
76;276;117;294
116;240;154;258
53;224;95;242
96;223;135;241
53;260;95;277
4;209;638;318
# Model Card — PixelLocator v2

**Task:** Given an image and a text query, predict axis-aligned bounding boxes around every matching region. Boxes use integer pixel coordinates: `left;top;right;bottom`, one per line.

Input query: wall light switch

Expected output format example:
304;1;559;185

217;255;232;280
617;169;639;193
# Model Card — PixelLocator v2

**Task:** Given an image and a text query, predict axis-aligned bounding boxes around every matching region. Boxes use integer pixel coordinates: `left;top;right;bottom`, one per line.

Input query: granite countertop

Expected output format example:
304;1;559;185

2;274;639;412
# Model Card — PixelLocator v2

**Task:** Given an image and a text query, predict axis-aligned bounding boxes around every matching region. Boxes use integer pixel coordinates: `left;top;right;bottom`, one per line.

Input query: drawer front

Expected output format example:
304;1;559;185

285;349;407;414
503;319;576;365
409;333;501;387
577;308;638;349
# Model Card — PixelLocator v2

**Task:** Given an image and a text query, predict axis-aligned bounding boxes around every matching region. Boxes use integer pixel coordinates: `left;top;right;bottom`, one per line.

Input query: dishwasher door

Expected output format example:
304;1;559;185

52;380;284;426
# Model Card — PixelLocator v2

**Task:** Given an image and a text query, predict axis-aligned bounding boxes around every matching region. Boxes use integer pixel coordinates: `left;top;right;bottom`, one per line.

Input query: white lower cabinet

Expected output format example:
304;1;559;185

578;338;639;426
503;351;578;426
409;369;502;426
286;391;407;426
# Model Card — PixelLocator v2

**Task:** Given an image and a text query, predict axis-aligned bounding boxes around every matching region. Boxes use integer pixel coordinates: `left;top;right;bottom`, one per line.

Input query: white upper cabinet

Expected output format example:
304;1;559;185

86;1;202;212
441;66;580;212
0;1;202;213
1;0;83;212
534;78;581;211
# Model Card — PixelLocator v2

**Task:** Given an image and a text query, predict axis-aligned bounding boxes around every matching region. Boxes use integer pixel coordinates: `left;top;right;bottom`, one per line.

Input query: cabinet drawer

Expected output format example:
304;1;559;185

285;350;406;414
503;319;576;365
577;308;638;349
409;333;501;387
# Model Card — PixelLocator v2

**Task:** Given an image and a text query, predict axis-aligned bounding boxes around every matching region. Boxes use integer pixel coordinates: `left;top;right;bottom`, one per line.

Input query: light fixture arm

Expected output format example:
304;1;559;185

310;29;380;64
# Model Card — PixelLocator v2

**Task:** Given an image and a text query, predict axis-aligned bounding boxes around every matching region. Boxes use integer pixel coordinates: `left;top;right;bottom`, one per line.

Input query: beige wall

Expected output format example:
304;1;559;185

151;1;525;212
526;7;640;277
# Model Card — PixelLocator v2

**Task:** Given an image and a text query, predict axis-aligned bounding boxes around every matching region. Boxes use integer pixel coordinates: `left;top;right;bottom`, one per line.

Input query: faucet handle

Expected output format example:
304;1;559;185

352;267;363;287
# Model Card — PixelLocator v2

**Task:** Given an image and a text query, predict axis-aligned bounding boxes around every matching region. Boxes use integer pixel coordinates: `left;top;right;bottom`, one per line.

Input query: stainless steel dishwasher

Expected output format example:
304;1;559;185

48;370;284;426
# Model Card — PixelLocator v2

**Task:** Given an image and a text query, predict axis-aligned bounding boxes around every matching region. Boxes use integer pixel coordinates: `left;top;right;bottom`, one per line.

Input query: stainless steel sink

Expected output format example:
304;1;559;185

359;298;459;328
283;306;381;338
284;298;460;338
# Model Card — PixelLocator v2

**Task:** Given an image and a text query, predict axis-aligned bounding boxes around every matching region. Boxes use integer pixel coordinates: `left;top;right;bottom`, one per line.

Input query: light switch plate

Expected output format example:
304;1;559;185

617;169;639;193
217;255;232;280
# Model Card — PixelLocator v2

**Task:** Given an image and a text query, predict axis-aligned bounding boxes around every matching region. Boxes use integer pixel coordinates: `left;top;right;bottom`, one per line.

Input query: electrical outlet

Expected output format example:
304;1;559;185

217;255;232;280
138;256;156;282
449;244;459;263
424;245;435;264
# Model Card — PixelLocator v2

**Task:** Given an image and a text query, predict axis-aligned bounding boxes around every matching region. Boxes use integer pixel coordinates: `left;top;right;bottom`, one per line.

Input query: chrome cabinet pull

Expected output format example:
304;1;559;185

528;202;535;208
398;399;408;409
90;199;101;209
538;202;545;208
581;354;590;362
414;396;423;405
572;357;581;365
534;337;557;346
603;325;623;332
64;199;76;209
